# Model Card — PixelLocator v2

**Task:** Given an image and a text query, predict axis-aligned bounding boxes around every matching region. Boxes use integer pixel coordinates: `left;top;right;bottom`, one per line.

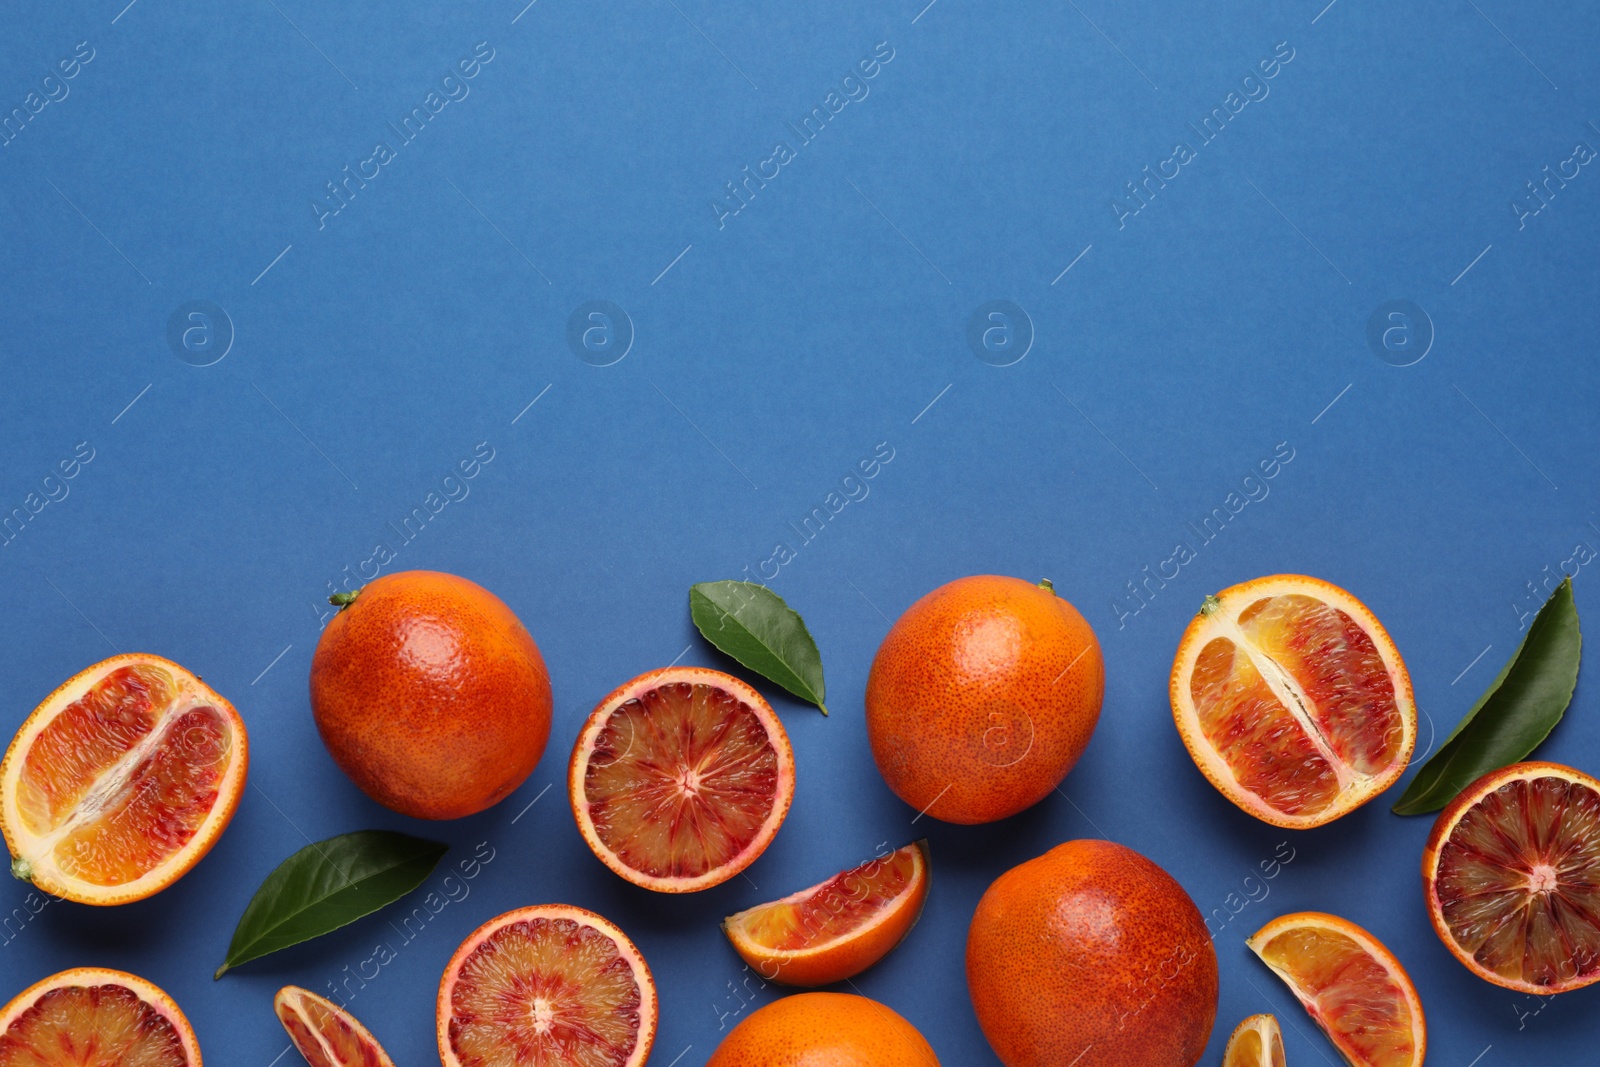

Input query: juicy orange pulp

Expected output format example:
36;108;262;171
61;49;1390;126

276;986;394;1067
0;968;199;1066
1222;1015;1284;1067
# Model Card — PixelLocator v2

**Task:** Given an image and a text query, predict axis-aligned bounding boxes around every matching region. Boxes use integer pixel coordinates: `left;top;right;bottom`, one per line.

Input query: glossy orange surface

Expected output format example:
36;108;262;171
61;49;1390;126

704;992;938;1067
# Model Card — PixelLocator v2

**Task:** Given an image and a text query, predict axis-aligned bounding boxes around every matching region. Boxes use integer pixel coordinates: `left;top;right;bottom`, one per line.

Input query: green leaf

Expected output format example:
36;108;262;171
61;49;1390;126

215;830;447;978
690;581;828;715
1393;578;1581;815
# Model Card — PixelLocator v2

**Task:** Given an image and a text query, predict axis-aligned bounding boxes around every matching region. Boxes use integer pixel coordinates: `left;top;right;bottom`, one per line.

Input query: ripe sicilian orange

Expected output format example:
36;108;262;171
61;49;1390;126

310;570;552;820
1221;1015;1284;1067
966;839;1217;1067
569;666;795;892
275;985;394;1067
705;992;938;1066
0;967;202;1065
722;840;930;986
1170;575;1415;828
0;653;247;905
1422;761;1600;994
866;575;1103;824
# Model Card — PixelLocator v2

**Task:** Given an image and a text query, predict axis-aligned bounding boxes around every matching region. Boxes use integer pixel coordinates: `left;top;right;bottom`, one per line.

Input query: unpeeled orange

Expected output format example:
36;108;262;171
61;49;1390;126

705;991;938;1066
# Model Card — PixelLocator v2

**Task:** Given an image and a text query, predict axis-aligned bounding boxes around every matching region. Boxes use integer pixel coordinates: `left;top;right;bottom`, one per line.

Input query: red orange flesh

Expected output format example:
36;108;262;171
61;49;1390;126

275;985;394;1067
0;967;201;1066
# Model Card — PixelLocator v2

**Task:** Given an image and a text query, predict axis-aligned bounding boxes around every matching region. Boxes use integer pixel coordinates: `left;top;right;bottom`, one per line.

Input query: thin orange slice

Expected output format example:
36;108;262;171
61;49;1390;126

1222;1014;1285;1067
437;904;657;1067
569;666;795;892
1171;575;1415;828
0;653;248;904
1422;761;1600;994
0;967;202;1065
723;840;931;986
275;986;395;1067
1248;912;1425;1067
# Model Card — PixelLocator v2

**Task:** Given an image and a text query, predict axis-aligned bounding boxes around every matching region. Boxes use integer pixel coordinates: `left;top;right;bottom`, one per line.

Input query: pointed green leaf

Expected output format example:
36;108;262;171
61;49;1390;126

1393;578;1581;815
215;830;447;978
690;581;828;714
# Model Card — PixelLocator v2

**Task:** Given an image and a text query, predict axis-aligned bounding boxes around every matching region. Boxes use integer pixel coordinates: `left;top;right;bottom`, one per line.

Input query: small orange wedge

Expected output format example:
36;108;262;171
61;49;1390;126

1248;912;1425;1067
275;986;395;1067
0;967;202;1065
0;653;248;905
723;840;931;986
1222;1014;1285;1067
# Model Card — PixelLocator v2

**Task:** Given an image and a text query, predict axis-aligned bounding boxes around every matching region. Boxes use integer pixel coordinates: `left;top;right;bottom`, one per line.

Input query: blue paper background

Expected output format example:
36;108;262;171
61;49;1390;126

2;0;1598;1063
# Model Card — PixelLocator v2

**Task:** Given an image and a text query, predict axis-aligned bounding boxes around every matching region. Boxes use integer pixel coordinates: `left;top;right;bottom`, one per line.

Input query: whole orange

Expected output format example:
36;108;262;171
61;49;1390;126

866;575;1103;824
966;839;1217;1067
310;570;552;820
706;992;938;1066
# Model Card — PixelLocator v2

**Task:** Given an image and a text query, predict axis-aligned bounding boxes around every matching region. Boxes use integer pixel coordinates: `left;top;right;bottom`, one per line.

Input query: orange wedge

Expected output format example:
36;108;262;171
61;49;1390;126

723;840;931;985
1422;761;1600;994
1248;912;1425;1067
1222;1014;1285;1067
275;985;395;1067
1171;575;1415;828
0;966;202;1065
0;653;248;905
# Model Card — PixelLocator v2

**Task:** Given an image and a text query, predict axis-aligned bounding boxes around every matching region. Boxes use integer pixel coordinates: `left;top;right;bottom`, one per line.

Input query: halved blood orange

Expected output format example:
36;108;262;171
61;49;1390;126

275;985;394;1067
1422;761;1600;994
1171;575;1415;828
1248;912;1425;1067
1222;1014;1285;1067
569;666;795;893
0;653;248;905
0;967;202;1065
437;904;657;1067
723;839;931;986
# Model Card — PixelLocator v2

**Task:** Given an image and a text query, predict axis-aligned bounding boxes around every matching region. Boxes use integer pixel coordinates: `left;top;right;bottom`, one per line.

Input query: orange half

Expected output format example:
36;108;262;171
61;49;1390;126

1422;761;1600;994
1248;912;1425;1067
1222;1014;1285;1067
1171;575;1415;828
0;967;202;1066
275;986;395;1067
0;653;248;905
723;840;931;986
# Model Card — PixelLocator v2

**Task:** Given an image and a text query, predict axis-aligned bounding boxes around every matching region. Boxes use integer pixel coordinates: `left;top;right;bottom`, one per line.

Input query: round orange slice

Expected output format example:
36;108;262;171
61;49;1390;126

0;966;202;1065
275;985;395;1067
1171;575;1415;828
437;904;657;1067
723;839;931;986
1248;912;1425;1067
1422;761;1600;994
569;666;795;893
0;653;248;905
1222;1014;1285;1067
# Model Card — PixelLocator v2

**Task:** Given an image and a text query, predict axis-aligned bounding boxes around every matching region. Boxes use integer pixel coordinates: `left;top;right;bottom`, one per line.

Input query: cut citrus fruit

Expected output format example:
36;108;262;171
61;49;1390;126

1171;575;1415;828
1248;912;1425;1067
723;839;931;986
569;666;795;893
0;966;202;1065
275;985;395;1067
437;904;656;1067
1222;1014;1285;1067
1422;760;1600;994
0;653;248;905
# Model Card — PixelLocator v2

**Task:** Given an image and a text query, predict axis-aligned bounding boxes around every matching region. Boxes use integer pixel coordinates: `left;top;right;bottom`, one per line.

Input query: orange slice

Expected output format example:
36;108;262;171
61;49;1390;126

723;840;931;986
569;666;795;892
0;966;202;1065
1248;912;1425;1067
437;904;657;1067
1170;575;1415;828
275;985;395;1067
0;653;248;904
1222;1014;1285;1067
1422;761;1600;994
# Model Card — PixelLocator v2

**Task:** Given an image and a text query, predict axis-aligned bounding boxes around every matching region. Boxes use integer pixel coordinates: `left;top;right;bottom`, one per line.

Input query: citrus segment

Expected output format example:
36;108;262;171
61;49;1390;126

1222;1015;1284;1067
0;967;201;1066
723;840;930;986
1422;761;1600;993
275;986;394;1067
437;905;656;1067
570;667;794;892
0;654;247;905
1171;576;1415;828
1248;912;1424;1067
